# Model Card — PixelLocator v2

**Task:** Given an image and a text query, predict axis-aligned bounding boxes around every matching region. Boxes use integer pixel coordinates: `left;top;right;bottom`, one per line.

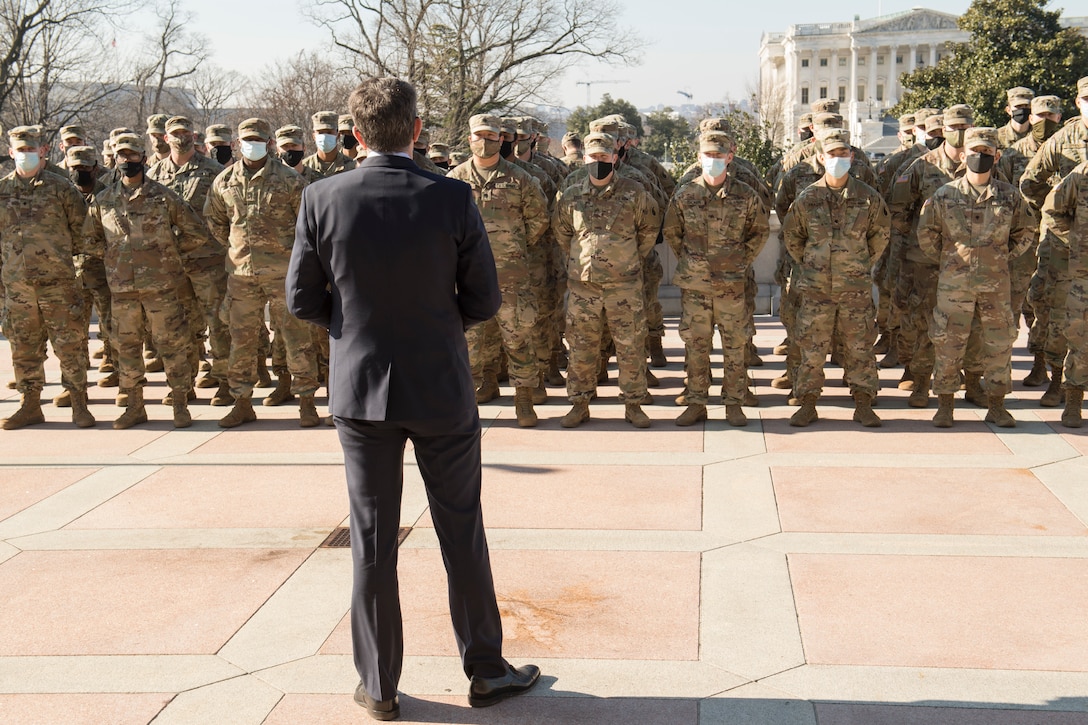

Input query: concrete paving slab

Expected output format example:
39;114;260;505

0;655;244;692
702;681;817;725
702;461;782;541
148;674;282;725
814;703;1088;724
0;467;97;522
9;527;332;550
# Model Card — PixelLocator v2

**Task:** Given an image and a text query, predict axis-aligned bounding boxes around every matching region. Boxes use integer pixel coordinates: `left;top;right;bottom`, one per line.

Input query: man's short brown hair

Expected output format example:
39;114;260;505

349;77;418;153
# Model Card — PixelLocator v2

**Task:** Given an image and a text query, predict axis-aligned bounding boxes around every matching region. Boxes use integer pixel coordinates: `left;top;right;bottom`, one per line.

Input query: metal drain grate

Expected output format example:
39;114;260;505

320;527;412;548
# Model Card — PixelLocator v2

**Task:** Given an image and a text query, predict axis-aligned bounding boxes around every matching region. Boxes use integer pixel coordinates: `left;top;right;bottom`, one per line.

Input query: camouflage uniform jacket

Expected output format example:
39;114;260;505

553;175;658;288
782;176;890;295
628;146;676;198
562;153;584;170
446;158;549;288
85;177;212;295
997;121;1030;150
204;157;307;277
412;150;443;175
301;151;355;179
679;161;773;211
996;134;1043;188
889;145;965;264
785;141;871;175
877;143;926;196
917;176;1035;293
1041;160;1088;280
775;154;876;222
74;177;108;277
528;152;567;186
566;162;664;213
1020;119;1088;210
663;175;769;291
148;153;227;267
511;157;557;210
0;168;86;287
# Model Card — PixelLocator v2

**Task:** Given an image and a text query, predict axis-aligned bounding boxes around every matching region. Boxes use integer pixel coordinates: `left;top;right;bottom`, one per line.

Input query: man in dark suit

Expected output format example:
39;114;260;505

286;78;541;721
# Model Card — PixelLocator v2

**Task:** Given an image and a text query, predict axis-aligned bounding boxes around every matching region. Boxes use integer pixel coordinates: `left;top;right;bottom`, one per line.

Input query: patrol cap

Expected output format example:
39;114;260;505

561;130;581;144
914;108;940;127
415;127;431;146
205;124;232;144
964;127;998;150
582;132;615;155
338;114;354;132
588;117;620;136
311;111;338;132
275;124;306;146
616;121;635;140
8;125;41;145
238;118;272;141
604;113;628;124
943;104;974;126
898;114;916;131
65;145;97;167
110;126;135;139
165;116;194;134
1077;76;1088;99
449;151;469;165
698;131;734;154
699;117;732;133
925;114;945;133
819;128;851;153
1031;95;1062;115
499;117;518;136
514;117;533;137
1006;86;1034;107
469;114;502;134
427;143;450;159
60;124;86;141
798;112;813;129
810;98;840;114
101;139;113;155
538;121;550;135
146;114;169;134
812;112;843;131
112;133;144;153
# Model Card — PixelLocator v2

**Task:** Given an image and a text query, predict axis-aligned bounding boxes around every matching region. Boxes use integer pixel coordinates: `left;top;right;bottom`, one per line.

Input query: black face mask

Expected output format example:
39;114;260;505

282;149;305;167
587;161;613;180
70;169;95;187
966;152;995;174
800;129;814;141
1032;118;1061;143
120;160;143;178
341;134;358;150
616;145;626;161
434;161;449;170
214;146;233;164
925;136;944;150
1011;107;1031;125
499;139;514;158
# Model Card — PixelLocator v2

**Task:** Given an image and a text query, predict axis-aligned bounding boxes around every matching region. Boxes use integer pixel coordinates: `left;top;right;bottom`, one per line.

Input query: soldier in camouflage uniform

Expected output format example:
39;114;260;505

1019;77;1088;408
0;125;95;429
997;87;1034;149
206;124;235;166
411;127;444;174
782;129;889;428
337;114;360;161
204;118;320;428
303;111;356;178
86;133;213;429
553;132;658;429
560;132;583;169
57;125;89;170
447;113;550;426
664;131;769;427
918;127;1035;428
146;114;171;164
427;143;451;170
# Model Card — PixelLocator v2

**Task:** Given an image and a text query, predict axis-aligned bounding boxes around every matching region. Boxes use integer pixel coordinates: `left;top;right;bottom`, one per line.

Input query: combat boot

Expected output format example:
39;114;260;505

264;372;294;406
172;397;192;429
218;397;257;428
852;392;882;428
70;389;96;428
624;402;650;428
113;388;147;430
1061;388;1083;429
675;403;706;427
299;395;320;428
1023;352;1048;387
645;367;659;388
725;405;748;427
908;373;931;408
789;394;819;427
897;367;914;390
773;337;790;356
532;372;548;404
54;389;72;407
145;356;164;373
984;395;1016;428
256;356;273;388
98;357;115;373
1041;367;1064;407
97;371;119;387
674;388;689;406
92;345;105;360
560;400;590;428
514;386;538;428
648;336;667;368
879;334;899;368
873;332;891;356
162;388;196;406
597;355;609;383
211;380;235;406
771;374;792;389
743;388;759;406
195;374;219;389
2;390;45;430
546;352;564;386
746;341;763;367
964;372;987;408
475;372;500;404
933;394;955;428
115;391;129;407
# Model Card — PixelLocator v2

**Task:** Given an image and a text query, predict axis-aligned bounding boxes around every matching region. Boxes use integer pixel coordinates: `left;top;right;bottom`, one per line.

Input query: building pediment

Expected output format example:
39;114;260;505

855;8;960;34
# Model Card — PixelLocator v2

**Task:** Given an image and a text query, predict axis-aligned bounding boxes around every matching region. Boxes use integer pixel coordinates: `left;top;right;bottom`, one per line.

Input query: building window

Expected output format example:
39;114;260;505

858;57;866;66
896;54;903;64
917;53;925;65
801;87;809;104
819;57;828;67
838;86;846;102
819;86;828;99
876;84;885;101
839;57;847;66
857;85;865;101
936;53;943;61
801;58;809;68
877;55;885;65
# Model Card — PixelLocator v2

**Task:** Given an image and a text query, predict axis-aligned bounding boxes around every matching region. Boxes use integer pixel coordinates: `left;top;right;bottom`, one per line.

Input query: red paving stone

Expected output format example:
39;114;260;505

0;427;169;459
0;467;97;522
482;411;705;452
191;426;343;455
0;694;172;725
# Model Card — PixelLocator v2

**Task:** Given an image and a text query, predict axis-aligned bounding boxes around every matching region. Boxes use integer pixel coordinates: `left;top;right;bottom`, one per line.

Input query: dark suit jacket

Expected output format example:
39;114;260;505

286;154;500;421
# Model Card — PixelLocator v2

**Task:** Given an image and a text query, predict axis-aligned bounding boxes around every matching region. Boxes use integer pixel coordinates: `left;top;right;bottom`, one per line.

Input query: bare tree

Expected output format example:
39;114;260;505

307;0;641;134
242;50;359;133
749;77;788;148
131;0;206;121
188;64;246;128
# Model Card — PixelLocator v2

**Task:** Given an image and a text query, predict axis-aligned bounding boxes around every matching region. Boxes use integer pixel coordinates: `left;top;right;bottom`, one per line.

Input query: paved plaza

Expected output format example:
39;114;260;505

1;317;1087;724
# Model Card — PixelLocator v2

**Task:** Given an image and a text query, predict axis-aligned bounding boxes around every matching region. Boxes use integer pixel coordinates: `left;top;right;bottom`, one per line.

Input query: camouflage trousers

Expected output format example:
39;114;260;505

679;285;747;406
566;279;647;403
930;286;1015;396
643;248;664;340
267;298;325;380
1027;236;1052;356
78;255;113;365
1009;246;1037;344
227;274;319;399
1062;291;1088;390
112;289;193;393
897;259;940;375
467;286;539;388
187;262;231;383
1041;242;1071;369
793;289;879;398
5;280;87;394
530;236;559;367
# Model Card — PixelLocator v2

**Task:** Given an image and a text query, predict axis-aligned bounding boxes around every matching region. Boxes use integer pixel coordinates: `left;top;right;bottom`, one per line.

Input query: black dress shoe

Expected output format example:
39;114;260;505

354;681;400;721
468;663;541;708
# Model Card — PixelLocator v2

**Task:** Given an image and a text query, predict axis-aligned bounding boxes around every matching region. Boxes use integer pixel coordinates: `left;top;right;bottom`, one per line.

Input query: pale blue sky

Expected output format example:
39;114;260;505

175;0;986;111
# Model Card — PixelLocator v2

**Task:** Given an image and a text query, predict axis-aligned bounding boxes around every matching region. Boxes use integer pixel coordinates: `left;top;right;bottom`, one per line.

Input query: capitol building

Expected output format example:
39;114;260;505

759;7;1088;149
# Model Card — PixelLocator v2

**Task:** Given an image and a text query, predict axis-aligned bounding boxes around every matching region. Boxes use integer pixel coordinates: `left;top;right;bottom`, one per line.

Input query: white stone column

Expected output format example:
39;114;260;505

868;45;878;113
929;44;937;67
831;50;840;101
786;44;798;128
888;45;898;104
909;44;917;74
849;44;858;102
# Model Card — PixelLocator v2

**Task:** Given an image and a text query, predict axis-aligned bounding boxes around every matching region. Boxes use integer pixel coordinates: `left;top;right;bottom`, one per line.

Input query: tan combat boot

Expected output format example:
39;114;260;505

196;373;219;389
879;333;899;368
514;386;538;428
648;336;667;368
773;337;790;356
113;388;148;430
98;357;115;373
789;394;819;427
597;355;609;383
97;371;119;387
210;380;234;407
908;373;930;408
771;373;792;389
984;395;1016;428
70;389;96;428
873;331;891;356
475;371;500;404
546;352;564;386
2;390;45;430
746;341;763;367
1061;388;1084;429
299;395;320;428
162;388;196;405
963;372;987;407
54;389;72;407
560;400;590;428
532;372;548;404
675;403;706;427
218;397;257;428
897;367;914;390
145;356;165;373
725;405;748;427
624;402;650;428
743;388;759;406
1040;366;1064;407
172;395;192;428
256;355;273;388
264;372;294;406
645;367;660;388
852;392;882;428
1023;352;1048;387
933;393;955;428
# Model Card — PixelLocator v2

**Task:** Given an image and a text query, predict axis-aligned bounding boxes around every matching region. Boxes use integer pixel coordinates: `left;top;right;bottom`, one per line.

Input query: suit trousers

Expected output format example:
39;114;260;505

335;413;506;701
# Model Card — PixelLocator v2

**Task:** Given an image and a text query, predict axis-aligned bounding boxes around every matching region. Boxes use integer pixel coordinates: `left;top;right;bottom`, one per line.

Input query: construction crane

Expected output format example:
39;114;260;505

576;80;630;107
